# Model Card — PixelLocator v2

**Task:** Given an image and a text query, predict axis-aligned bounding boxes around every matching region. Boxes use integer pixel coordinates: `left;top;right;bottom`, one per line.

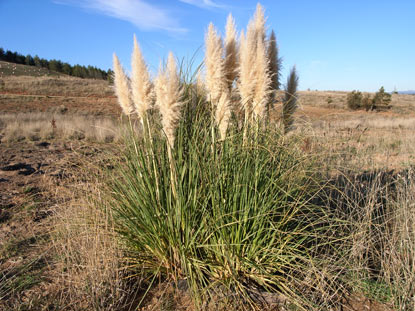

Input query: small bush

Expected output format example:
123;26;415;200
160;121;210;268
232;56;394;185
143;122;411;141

346;90;363;110
372;86;392;110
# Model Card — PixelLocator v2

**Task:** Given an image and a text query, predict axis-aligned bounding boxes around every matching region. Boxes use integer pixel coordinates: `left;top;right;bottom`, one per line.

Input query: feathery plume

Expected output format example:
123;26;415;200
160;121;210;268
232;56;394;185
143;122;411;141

131;35;153;120
113;53;134;115
283;66;299;133
204;22;231;138
216;91;231;140
253;3;266;44
224;14;238;90
252;36;271;120
204;23;226;105
155;52;182;147
238;27;256;120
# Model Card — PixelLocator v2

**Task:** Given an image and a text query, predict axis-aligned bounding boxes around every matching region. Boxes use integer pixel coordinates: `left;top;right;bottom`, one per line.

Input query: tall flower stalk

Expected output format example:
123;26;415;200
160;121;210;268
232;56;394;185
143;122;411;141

155;52;183;197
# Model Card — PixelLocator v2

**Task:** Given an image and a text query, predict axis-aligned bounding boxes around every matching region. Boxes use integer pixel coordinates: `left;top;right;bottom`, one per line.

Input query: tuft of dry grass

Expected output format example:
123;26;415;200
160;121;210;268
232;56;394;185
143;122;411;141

52;160;138;311
380;172;415;309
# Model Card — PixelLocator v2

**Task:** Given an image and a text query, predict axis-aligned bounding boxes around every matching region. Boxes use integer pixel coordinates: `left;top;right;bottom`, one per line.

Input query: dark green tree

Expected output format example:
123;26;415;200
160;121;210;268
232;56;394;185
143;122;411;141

62;63;72;75
5;50;15;62
25;54;34;66
33;55;41;67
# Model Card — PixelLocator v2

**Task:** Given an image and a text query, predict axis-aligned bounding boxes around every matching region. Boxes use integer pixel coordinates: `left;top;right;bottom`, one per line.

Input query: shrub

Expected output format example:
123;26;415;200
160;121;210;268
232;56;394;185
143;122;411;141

372;86;392;110
346;90;363;110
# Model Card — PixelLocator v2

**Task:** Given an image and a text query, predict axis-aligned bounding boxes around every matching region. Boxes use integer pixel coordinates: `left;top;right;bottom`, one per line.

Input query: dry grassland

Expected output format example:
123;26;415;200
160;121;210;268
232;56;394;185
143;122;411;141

292;91;415;170
1;71;415;310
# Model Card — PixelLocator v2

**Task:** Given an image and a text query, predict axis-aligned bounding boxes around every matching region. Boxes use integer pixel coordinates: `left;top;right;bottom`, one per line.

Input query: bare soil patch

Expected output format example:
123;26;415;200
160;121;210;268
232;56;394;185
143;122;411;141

0;140;109;310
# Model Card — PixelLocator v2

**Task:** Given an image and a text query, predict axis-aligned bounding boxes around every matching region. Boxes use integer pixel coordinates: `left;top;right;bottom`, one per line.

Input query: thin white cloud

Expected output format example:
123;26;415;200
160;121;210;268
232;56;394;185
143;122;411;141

53;0;187;33
179;0;225;9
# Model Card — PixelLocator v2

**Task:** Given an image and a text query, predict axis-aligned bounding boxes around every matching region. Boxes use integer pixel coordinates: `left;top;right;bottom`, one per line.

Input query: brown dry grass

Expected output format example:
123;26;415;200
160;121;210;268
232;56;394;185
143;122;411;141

0;112;121;143
53;168;136;310
0;75;113;97
281;91;415;170
0;74;120;115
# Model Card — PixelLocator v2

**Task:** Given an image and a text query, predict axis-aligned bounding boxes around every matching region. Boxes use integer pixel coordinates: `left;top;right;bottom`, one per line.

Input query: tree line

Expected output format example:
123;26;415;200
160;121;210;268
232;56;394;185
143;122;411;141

0;47;113;81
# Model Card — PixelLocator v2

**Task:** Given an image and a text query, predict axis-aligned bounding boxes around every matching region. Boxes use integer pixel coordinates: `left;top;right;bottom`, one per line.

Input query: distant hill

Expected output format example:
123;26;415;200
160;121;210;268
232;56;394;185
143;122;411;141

398;90;415;95
0;47;112;80
0;60;64;78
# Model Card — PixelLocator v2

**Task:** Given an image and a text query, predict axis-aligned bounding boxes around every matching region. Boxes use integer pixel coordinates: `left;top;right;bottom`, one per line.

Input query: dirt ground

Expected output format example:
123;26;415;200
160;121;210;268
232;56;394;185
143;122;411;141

0;139;109;310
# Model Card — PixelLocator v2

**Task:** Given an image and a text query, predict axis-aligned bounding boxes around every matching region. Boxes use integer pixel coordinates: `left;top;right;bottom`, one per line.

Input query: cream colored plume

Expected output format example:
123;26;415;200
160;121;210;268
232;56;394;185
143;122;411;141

204;23;226;105
252;37;271;120
113;53;134;115
253;3;266;44
131;35;153;120
238;28;256;119
154;52;182;147
215;91;231;140
224;14;238;90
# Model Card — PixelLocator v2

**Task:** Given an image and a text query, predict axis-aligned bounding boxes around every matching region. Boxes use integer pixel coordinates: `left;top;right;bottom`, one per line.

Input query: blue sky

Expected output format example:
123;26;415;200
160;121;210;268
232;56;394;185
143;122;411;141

0;0;414;92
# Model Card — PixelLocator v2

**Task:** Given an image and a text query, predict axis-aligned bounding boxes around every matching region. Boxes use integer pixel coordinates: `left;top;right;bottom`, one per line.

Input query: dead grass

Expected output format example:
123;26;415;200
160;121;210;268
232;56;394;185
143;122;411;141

0;75;113;97
53;176;135;310
0;112;122;143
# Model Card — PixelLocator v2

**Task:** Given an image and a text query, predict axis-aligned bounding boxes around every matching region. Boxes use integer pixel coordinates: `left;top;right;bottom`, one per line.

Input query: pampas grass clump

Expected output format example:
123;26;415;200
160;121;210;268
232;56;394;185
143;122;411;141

106;4;341;310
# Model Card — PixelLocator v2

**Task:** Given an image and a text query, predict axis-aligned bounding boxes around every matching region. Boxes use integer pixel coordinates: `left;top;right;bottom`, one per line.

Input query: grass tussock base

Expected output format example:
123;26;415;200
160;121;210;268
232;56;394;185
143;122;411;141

53;170;140;311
